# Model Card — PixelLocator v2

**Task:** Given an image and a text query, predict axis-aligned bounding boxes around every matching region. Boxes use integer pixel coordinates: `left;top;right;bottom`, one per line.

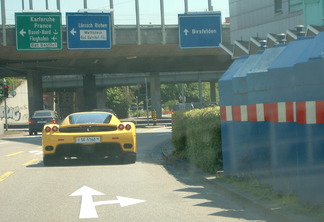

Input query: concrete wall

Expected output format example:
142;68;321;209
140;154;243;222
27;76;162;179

0;80;29;125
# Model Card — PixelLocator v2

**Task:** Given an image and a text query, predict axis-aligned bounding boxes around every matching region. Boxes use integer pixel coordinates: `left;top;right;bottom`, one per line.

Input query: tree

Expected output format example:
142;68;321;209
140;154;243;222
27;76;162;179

105;81;216;115
106;86;134;118
160;83;211;107
160;84;182;104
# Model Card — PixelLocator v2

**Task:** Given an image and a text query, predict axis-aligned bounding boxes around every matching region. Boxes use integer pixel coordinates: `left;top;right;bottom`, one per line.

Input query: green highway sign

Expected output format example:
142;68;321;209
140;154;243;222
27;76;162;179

15;12;62;51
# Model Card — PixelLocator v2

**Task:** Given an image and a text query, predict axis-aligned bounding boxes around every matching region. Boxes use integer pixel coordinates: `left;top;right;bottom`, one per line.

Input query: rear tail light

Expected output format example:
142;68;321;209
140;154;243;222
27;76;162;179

125;124;132;130
52;119;57;124
118;124;132;131
29;120;34;124
44;126;59;133
45;126;51;133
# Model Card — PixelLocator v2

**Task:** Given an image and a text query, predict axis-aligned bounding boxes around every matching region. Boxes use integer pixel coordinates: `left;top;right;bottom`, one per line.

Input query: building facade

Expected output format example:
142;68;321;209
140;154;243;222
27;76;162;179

224;0;324;58
229;0;304;43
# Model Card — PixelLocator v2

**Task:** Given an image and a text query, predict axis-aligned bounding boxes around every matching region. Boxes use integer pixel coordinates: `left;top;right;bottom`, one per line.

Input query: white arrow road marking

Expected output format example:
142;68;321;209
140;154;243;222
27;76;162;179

70;28;77;36
184;29;189;36
70;186;145;219
95;196;146;207
70;186;104;219
19;29;26;37
28;150;43;155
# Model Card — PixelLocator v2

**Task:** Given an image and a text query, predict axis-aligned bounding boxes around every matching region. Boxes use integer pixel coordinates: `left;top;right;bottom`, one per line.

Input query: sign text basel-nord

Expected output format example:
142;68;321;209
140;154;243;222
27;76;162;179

15;12;62;51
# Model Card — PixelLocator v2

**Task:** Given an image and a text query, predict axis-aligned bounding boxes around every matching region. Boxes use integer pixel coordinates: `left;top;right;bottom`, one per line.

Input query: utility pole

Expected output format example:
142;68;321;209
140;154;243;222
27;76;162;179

208;0;213;11
145;78;149;125
84;0;87;9
29;0;33;10
3;79;8;131
1;0;7;46
135;0;141;45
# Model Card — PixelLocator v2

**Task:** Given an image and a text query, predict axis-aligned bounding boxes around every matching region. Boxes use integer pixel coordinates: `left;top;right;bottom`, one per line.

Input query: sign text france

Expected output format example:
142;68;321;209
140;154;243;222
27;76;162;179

178;12;222;49
15;12;62;51
66;13;111;50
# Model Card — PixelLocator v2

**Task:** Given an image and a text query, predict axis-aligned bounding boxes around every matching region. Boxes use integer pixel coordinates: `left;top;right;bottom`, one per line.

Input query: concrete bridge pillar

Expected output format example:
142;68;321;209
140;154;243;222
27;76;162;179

83;74;97;111
96;88;107;109
27;73;43;117
75;88;84;112
150;72;162;118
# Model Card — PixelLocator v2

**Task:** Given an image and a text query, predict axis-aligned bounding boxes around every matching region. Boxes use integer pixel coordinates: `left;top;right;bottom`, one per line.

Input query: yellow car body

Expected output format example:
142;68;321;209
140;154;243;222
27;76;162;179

42;111;136;166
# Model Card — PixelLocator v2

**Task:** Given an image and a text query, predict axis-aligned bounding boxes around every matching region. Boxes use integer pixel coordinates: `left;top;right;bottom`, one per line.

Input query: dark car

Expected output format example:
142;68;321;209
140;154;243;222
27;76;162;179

29;110;61;135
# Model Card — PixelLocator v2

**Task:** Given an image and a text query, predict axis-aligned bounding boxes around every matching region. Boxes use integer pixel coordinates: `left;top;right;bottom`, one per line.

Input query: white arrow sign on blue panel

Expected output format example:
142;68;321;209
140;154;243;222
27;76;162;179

178;12;222;49
67;12;111;50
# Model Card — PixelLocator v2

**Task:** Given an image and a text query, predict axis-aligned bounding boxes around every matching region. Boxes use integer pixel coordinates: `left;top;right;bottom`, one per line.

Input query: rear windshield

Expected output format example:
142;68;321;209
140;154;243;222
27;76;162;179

33;112;53;117
69;113;112;124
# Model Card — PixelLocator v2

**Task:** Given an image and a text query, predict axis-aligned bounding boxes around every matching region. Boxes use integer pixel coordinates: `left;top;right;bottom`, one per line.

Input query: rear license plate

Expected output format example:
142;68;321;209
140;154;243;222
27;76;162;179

37;121;47;123
76;137;101;143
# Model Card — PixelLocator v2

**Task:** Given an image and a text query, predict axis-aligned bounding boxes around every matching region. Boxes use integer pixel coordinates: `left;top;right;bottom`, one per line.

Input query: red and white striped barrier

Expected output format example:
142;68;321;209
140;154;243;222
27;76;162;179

221;101;324;124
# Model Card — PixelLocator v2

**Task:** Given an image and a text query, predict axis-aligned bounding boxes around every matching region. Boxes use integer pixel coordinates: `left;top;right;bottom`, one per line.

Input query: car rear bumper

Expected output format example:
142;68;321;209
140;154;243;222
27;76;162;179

29;124;45;132
42;131;136;155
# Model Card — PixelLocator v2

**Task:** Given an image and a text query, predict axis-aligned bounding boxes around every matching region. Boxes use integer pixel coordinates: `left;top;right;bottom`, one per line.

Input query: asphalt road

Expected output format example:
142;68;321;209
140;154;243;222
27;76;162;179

0;127;278;222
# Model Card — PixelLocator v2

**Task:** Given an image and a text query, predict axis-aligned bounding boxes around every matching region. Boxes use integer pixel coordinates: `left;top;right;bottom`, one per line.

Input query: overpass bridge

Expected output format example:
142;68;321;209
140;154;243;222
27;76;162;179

0;25;231;75
0;0;232;117
43;71;224;88
1;24;232;117
42;70;225;117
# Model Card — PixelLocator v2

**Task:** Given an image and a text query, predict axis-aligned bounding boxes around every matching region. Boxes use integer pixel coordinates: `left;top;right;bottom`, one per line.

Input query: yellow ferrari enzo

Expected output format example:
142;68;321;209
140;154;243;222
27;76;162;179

42;111;136;166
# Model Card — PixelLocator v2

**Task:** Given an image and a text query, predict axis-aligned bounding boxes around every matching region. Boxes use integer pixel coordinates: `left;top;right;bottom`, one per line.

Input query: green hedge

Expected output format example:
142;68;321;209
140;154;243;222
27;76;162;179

172;107;222;173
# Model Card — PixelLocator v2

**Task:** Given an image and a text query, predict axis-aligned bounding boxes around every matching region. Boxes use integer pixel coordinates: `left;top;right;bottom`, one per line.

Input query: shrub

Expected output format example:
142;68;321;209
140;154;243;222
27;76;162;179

171;111;187;152
171;107;222;173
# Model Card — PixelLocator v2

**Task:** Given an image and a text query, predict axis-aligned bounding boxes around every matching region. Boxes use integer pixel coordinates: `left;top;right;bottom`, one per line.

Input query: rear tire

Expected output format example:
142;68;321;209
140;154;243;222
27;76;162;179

43;155;57;166
122;153;136;164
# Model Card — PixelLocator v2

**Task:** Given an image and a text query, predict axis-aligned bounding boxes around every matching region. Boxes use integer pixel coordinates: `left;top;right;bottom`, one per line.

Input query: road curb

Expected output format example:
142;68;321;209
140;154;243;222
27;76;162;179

1;129;28;138
161;146;318;222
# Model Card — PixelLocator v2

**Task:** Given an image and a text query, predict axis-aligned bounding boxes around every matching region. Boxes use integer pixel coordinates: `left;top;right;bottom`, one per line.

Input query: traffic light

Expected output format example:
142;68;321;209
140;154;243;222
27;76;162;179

3;83;9;98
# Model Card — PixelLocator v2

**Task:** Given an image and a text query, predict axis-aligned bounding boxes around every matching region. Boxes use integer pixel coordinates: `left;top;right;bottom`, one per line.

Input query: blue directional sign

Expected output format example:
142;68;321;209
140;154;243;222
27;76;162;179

178;12;222;49
67;13;111;50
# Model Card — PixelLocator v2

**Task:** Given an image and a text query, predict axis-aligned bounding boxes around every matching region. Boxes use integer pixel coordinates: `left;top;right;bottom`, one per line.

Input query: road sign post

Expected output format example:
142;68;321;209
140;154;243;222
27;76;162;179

66;13;112;50
178;12;222;49
15;12;62;51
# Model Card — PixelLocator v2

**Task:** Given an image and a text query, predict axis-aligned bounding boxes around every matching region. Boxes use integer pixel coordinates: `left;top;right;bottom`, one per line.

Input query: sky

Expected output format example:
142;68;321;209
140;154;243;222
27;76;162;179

1;0;229;25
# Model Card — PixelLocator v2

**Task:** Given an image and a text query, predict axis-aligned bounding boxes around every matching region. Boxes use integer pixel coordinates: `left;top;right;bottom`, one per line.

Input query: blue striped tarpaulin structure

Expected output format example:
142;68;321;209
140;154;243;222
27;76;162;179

219;32;324;205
